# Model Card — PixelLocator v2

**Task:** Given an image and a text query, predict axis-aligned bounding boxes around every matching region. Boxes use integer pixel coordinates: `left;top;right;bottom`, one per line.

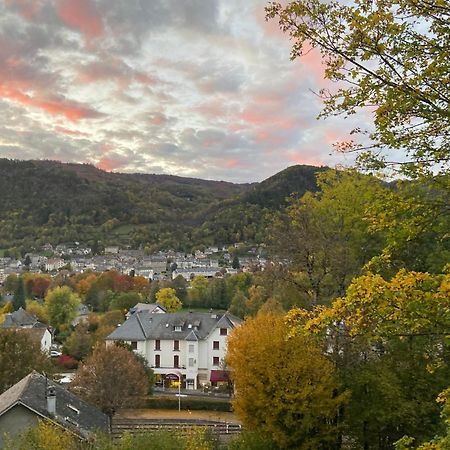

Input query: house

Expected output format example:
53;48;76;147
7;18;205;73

45;258;65;272
172;267;220;281
1;308;52;353
0;372;109;447
105;311;241;390
126;303;166;318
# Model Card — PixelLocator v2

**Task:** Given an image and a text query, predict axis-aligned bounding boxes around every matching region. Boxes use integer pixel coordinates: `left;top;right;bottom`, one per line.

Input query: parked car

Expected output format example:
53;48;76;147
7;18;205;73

50;350;62;357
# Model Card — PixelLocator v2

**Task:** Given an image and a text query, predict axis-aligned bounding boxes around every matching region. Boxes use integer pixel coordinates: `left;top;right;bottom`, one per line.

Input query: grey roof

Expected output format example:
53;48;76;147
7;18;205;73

1;308;38;328
106;311;241;342
127;303;166;316
0;372;109;438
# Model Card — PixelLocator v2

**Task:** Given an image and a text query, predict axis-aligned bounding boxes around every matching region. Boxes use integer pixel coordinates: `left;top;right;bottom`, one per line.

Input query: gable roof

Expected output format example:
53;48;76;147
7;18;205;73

106;311;241;342
1;308;38;328
0;372;109;438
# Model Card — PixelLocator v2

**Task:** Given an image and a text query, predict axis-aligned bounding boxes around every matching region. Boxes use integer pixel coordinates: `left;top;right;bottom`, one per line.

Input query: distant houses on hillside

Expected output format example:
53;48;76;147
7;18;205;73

0;245;267;285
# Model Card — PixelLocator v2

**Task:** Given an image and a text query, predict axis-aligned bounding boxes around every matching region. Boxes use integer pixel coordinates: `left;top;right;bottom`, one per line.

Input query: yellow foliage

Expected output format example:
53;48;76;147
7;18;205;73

227;312;347;449
184;426;213;450
26;299;49;323
4;420;78;450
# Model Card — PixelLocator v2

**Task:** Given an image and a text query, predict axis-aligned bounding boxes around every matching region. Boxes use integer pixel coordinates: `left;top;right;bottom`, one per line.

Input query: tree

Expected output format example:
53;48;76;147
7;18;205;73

0;329;50;393
226;312;347;449
188;276;209;307
44;286;80;331
3;274;18;294
109;292;141;312
287;269;450;447
270;170;387;306
3;421;79;450
25;300;49;324
70;344;147;418
63;323;94;361
266;0;450;177
13;277;26;311
155;288;182;313
232;255;240;269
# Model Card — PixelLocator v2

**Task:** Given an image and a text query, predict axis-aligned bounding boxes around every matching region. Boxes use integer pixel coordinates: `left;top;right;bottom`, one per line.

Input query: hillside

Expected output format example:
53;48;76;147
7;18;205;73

0;159;323;253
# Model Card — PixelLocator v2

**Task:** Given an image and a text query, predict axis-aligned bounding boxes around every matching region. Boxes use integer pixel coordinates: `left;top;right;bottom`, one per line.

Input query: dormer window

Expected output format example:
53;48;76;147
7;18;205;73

174;325;182;332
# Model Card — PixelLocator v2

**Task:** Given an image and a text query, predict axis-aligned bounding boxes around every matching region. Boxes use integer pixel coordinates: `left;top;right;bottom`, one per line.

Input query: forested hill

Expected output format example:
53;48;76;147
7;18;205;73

0;159;325;253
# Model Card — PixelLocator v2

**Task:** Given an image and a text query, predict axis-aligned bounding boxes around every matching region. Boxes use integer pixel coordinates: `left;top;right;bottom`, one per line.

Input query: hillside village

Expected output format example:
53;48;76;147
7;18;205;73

0;243;268;286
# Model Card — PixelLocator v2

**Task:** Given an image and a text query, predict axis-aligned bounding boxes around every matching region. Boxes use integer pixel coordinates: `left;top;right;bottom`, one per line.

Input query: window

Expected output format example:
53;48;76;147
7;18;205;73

189;344;194;353
155;340;160;351
130;341;137;350
213;341;219;350
213;356;220;366
174;355;179;368
220;328;227;336
173;340;179;351
174;325;182;332
189;357;195;367
155;354;160;368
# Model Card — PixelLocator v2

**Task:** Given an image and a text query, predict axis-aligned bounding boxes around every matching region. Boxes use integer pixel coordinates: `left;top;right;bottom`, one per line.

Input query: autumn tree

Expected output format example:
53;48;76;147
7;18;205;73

155;288;182;313
70;344;147;418
266;0;450;177
226;312;347;449
63;323;94;361
288;269;450;447
0;329;50;393
3;421;79;450
270;170;387;306
44;286;80;331
25;299;49;324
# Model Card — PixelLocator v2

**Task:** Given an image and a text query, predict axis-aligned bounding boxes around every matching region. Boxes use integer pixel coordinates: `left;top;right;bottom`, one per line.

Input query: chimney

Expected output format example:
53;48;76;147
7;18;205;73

46;385;56;416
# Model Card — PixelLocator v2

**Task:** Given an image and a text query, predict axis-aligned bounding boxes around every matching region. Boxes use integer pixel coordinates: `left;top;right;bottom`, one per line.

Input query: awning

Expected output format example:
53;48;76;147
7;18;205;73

210;370;229;382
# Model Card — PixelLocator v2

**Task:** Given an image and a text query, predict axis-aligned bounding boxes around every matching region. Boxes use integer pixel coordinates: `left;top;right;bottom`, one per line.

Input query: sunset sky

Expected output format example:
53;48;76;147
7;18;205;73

0;0;366;182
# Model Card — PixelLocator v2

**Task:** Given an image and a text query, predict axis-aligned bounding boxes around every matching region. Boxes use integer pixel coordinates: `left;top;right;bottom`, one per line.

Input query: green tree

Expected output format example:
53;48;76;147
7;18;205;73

44;286;80;331
270;170;386;306
266;0;450;177
0;329;50;393
227;312;347;449
71;344;147;418
155;288;182;313
188;276;209;307
63;323;94;361
288;269;450;447
109;292;141;312
13;276;26;311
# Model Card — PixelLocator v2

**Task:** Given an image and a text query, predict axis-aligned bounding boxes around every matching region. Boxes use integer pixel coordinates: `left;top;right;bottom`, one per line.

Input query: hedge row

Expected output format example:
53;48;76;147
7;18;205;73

144;396;232;412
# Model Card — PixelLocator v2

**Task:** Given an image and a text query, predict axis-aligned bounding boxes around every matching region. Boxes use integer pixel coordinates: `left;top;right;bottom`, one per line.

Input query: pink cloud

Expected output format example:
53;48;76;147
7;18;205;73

197;101;226;119
56;0;104;40
0;82;101;121
223;158;240;168
285;151;325;167
96;156;123;172
54;126;89;137
5;0;41;20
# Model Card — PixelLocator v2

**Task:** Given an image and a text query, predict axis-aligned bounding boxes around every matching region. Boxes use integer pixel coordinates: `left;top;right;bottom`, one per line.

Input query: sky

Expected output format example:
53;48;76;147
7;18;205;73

0;0;363;183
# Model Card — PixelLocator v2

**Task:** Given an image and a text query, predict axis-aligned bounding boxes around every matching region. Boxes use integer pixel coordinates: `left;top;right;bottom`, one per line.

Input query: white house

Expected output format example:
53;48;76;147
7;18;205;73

105;311;241;390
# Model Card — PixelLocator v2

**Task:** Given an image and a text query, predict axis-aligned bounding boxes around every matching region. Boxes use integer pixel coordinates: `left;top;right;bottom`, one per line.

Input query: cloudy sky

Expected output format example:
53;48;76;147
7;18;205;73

0;0;362;183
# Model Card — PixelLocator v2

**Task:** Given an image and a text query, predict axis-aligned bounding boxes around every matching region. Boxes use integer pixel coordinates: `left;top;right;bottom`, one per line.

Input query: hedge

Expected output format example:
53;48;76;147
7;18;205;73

144;396;232;412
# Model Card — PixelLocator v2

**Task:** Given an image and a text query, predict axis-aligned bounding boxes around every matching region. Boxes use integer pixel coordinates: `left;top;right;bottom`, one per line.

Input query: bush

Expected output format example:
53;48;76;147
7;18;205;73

144;396;232;412
57;354;78;370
